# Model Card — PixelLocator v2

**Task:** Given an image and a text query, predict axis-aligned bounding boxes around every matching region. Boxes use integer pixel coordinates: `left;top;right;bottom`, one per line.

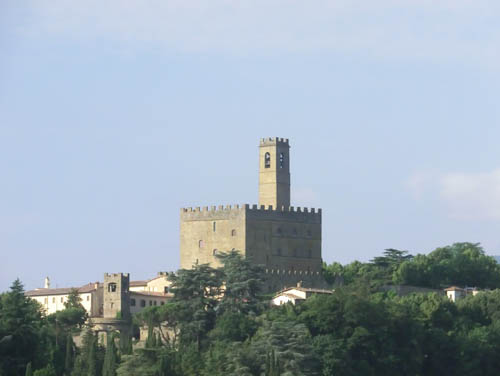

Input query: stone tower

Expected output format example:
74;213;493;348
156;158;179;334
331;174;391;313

180;137;325;292
259;138;290;210
103;273;130;320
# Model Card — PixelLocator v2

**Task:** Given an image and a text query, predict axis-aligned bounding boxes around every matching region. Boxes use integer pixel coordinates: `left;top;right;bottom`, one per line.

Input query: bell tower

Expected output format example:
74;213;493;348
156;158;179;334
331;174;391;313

259;137;290;209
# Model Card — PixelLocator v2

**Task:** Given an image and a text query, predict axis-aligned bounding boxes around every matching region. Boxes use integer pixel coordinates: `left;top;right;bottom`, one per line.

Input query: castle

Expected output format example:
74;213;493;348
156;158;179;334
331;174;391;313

180;137;325;291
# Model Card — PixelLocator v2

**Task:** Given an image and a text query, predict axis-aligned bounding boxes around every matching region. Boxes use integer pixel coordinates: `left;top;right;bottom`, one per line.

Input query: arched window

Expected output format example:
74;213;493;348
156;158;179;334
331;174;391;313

199;240;205;248
231;229;237;236
108;283;117;292
279;153;284;168
265;152;271;168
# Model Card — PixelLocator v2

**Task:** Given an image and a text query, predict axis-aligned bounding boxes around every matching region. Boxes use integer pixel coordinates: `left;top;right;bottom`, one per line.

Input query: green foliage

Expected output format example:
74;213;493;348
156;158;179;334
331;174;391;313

216;250;265;315
0;279;43;376
394;243;500;288
32;364;56;376
102;334;117;376
65;335;74;375
25;363;32;376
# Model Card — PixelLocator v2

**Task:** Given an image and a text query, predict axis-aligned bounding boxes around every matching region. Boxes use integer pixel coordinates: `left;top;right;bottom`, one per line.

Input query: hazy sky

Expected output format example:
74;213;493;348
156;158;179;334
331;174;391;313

1;1;499;292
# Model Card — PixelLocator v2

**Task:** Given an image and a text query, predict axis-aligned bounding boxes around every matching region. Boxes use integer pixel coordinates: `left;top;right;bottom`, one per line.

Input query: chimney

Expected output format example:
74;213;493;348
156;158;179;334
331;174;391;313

297;281;302;288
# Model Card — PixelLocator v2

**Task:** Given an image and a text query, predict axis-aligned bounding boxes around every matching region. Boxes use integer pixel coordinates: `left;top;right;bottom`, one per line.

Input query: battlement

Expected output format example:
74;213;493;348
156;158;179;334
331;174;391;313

181;204;321;215
265;268;322;276
260;137;289;146
181;204;322;216
104;273;129;278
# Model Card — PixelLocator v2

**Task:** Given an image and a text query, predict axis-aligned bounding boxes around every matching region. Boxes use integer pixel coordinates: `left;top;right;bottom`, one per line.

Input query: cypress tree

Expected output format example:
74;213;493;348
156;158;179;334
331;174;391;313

102;334;117;376
87;335;97;376
25;362;33;376
64;335;74;375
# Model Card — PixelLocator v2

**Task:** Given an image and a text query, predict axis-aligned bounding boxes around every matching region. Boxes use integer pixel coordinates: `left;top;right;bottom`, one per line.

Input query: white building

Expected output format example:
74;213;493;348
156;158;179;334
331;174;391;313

25;273;173;317
444;286;479;302
271;283;333;306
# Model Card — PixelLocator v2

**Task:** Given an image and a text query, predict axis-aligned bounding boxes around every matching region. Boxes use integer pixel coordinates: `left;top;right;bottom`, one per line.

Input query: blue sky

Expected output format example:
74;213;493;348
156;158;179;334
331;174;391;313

1;1;499;292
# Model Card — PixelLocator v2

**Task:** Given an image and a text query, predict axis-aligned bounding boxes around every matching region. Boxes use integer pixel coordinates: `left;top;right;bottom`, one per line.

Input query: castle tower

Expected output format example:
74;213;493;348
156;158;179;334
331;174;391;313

103;273;130;320
259;138;290;209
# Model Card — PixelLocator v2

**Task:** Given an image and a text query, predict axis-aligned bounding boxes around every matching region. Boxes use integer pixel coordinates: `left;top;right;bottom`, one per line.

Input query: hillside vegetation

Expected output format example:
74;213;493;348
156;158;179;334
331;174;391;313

2;244;500;376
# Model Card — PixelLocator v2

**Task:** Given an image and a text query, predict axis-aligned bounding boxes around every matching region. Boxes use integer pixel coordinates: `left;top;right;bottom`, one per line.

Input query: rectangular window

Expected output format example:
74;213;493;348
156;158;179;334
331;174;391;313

131;299;136;306
149;300;153;306
61;297;64;303
87;295;90;301
52;297;55;303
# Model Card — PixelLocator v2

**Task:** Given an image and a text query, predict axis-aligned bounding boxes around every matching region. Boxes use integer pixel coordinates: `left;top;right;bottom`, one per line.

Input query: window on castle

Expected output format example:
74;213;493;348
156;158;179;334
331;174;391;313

213;222;216;232
164;286;169;293
277;228;282;235
279;153;284;168
213;249;217;256
231;229;237;236
131;299;136;306
108;283;117;292
265;152;271;168
199;240;205;249
140;300;146;307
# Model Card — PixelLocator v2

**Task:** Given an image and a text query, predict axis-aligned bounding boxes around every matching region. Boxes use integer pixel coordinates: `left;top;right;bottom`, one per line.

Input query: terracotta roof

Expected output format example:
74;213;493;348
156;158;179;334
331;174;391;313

25;282;100;297
130;280;148;287
131;291;173;298
275;287;333;297
444;286;465;291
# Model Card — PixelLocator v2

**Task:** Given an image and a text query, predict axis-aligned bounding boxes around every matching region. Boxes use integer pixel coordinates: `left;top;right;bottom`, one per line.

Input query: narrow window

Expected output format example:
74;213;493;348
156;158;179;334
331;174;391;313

279;153;284;168
213;249;217;256
87;295;90;301
154;301;157;306
213;221;216;232
108;283;117;292
198;240;205;249
131;299;136;306
231;229;237;236
265;152;271;168
164;286;169;293
149;300;153;306
52;297;55;303
140;300;146;307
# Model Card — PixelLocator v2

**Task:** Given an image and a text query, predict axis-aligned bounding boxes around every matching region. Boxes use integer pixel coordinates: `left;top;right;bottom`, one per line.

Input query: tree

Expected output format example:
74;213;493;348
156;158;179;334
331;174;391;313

102;334;117;376
64;335;74;376
25;363;33;376
168;264;223;350
216;250;265;315
0;279;43;376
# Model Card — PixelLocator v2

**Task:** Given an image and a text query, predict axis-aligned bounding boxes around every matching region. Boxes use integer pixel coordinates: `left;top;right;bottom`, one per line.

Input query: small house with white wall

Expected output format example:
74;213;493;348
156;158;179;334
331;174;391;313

271;283;333;306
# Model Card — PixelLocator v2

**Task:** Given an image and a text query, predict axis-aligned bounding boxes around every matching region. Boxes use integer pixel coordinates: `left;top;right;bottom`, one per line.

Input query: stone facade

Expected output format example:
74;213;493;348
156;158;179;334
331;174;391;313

180;138;324;292
103;273;131;320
